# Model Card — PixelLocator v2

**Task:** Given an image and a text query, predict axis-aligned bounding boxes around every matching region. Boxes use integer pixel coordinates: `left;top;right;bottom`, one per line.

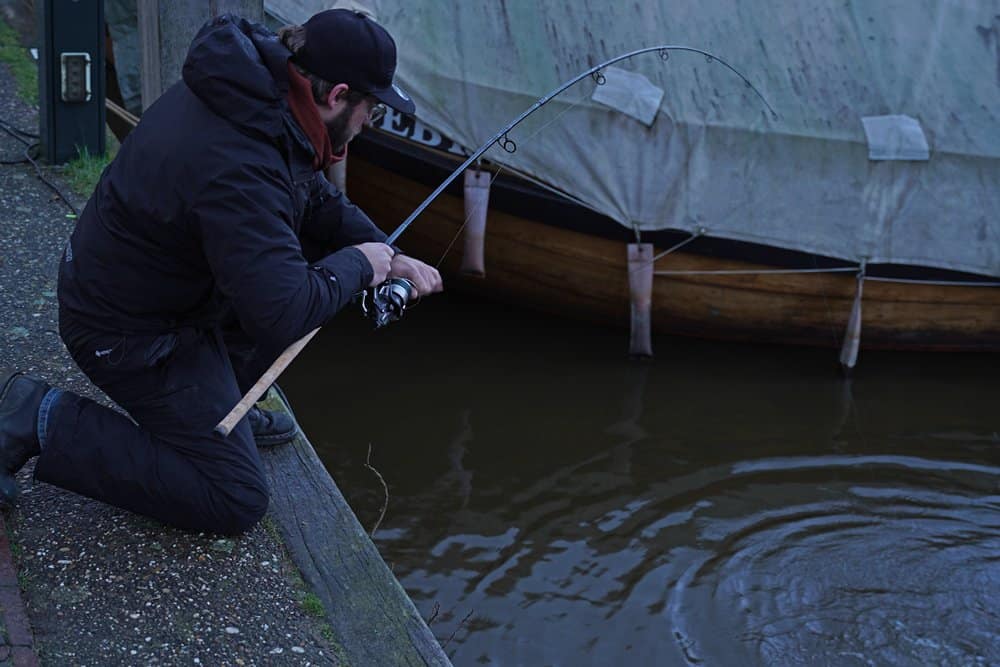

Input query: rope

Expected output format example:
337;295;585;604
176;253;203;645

626;231;702;274
653;266;857;276
651;264;999;287
866;276;1000;287
648;233;701;265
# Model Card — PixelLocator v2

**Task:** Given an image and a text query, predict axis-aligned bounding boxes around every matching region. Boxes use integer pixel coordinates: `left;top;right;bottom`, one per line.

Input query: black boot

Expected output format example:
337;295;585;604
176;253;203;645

248;405;297;448
0;373;50;504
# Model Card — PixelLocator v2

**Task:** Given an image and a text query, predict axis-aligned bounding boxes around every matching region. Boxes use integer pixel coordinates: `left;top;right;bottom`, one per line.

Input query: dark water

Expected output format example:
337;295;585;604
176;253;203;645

282;291;1000;666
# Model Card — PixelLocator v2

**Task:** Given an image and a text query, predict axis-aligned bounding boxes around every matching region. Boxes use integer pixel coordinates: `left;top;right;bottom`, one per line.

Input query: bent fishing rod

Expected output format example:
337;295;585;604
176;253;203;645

215;45;777;436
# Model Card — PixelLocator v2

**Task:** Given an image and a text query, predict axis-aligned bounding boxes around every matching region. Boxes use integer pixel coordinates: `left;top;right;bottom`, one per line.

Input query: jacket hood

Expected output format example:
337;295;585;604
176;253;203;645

182;15;293;142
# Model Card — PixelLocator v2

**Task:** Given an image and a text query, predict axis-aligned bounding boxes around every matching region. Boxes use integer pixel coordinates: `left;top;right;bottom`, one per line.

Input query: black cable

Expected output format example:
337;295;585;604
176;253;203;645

0;119;35;144
0;118;39;139
1;118;80;216
13;126;38;139
24;143;80;216
0;121;30;163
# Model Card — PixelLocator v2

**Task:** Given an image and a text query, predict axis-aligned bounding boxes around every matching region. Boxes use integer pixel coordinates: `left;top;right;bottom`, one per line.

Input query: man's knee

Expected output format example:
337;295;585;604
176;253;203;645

211;479;270;535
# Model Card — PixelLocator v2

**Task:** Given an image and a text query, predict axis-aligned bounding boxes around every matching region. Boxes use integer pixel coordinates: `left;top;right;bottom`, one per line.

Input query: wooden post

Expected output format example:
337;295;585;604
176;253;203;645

627;243;654;357
136;0;162;111
460;169;491;277
138;0;263;109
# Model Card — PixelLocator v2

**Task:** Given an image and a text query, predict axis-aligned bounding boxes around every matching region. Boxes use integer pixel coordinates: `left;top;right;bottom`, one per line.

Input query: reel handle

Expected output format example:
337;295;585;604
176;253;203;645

358;277;416;328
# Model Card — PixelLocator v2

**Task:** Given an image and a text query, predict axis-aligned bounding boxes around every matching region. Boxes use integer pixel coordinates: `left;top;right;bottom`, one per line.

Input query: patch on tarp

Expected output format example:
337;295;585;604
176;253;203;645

860;115;930;161
591;66;665;127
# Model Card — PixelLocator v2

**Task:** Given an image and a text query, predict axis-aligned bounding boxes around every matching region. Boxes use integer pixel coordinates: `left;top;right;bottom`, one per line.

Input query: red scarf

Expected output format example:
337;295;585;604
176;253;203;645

286;62;347;171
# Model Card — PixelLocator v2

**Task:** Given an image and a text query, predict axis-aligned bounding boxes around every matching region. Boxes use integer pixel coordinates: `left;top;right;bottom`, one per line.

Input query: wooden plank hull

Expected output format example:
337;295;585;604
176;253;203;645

346;140;1000;352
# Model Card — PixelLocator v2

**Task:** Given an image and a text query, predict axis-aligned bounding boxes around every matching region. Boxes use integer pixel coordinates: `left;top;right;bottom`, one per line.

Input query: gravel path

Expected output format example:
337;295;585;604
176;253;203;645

0;59;339;666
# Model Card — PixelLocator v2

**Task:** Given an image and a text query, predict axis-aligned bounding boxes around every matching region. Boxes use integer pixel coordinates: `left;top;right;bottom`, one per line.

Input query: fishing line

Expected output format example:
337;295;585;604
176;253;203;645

431;163;504;271
429;42;771;269
432;88;596;269
219;45;779;427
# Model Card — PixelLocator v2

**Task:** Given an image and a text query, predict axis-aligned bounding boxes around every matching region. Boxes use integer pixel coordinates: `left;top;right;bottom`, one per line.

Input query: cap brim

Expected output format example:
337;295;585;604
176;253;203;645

372;82;416;115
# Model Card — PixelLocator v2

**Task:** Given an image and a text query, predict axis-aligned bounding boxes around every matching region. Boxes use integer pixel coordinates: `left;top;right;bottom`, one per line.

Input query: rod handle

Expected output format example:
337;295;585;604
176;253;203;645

214;327;321;437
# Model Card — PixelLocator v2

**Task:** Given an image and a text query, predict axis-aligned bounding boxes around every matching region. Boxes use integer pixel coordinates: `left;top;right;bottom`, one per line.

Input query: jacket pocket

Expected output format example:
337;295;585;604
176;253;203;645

143;332;180;367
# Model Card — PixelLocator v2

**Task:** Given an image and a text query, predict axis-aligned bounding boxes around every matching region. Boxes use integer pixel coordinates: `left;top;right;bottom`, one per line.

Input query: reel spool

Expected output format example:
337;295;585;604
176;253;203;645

358;277;416;328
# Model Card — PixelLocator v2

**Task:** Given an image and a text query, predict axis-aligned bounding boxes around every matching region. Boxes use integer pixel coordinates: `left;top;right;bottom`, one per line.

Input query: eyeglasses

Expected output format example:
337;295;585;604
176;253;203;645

369;102;387;125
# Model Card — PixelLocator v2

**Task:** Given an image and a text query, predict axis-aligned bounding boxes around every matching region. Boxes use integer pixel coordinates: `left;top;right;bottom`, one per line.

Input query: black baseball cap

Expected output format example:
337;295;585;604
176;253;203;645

292;9;415;115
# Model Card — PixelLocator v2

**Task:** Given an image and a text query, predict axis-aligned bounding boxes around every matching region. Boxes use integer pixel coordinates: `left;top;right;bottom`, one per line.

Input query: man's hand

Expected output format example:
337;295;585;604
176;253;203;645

389;254;443;297
352;242;394;286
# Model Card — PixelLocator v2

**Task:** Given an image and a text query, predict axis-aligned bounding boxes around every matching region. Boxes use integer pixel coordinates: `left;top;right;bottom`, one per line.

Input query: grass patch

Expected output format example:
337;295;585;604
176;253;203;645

300;591;326;618
292;579;340;651
294;583;343;660
0;17;37;105
260;516;343;654
64;133;119;197
261;515;284;543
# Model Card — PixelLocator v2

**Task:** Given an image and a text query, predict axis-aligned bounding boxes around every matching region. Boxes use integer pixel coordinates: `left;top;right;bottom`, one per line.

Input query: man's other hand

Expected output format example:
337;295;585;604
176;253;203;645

389;254;444;298
353;242;395;286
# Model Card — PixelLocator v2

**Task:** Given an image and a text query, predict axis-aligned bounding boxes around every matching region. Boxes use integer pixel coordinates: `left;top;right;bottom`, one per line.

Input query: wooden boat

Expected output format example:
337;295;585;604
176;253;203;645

288;0;1000;361
101;0;1000;357
345;125;1000;353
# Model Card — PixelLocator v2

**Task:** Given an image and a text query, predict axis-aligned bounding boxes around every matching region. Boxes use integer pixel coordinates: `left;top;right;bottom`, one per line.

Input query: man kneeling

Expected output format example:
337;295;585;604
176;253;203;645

0;9;441;534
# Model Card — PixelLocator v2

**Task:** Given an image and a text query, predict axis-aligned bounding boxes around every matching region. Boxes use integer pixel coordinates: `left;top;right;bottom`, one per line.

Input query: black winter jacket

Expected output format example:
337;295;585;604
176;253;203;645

58;15;384;354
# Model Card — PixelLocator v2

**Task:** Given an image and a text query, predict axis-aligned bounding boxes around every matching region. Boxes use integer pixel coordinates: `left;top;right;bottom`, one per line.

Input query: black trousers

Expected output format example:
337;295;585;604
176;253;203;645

34;310;270;534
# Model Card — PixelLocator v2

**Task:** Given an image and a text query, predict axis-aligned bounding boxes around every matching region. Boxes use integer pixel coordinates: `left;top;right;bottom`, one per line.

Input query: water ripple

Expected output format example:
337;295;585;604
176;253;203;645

663;455;999;666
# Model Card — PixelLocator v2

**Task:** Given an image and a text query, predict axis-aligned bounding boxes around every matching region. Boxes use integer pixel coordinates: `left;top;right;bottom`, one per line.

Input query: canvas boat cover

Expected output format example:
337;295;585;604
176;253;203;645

268;0;1000;278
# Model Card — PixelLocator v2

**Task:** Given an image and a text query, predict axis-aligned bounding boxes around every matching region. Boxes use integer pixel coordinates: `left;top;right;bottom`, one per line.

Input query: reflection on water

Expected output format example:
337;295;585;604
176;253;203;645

281;292;1000;666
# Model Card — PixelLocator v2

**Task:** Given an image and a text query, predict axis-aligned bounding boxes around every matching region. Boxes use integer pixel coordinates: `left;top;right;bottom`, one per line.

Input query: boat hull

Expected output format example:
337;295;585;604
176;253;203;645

346;134;1000;352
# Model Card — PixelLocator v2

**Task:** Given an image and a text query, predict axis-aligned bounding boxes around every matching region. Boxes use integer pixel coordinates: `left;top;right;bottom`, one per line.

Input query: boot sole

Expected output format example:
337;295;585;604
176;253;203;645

254;428;299;448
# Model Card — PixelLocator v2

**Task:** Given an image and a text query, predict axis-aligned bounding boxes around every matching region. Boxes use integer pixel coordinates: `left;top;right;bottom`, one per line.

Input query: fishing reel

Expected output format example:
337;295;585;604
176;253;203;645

357;277;417;328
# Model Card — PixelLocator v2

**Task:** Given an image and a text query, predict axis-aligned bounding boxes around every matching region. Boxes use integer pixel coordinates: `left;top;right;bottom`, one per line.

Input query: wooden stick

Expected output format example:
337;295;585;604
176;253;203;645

214;327;320;437
105;99;140;128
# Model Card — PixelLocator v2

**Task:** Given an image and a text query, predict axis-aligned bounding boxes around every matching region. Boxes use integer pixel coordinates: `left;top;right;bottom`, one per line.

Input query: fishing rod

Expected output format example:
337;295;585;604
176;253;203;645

215;44;777;437
360;45;776;328
389;45;775;247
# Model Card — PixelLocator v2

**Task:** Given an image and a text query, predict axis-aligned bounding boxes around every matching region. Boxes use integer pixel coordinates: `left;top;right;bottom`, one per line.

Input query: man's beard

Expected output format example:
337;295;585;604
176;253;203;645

325;105;354;155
